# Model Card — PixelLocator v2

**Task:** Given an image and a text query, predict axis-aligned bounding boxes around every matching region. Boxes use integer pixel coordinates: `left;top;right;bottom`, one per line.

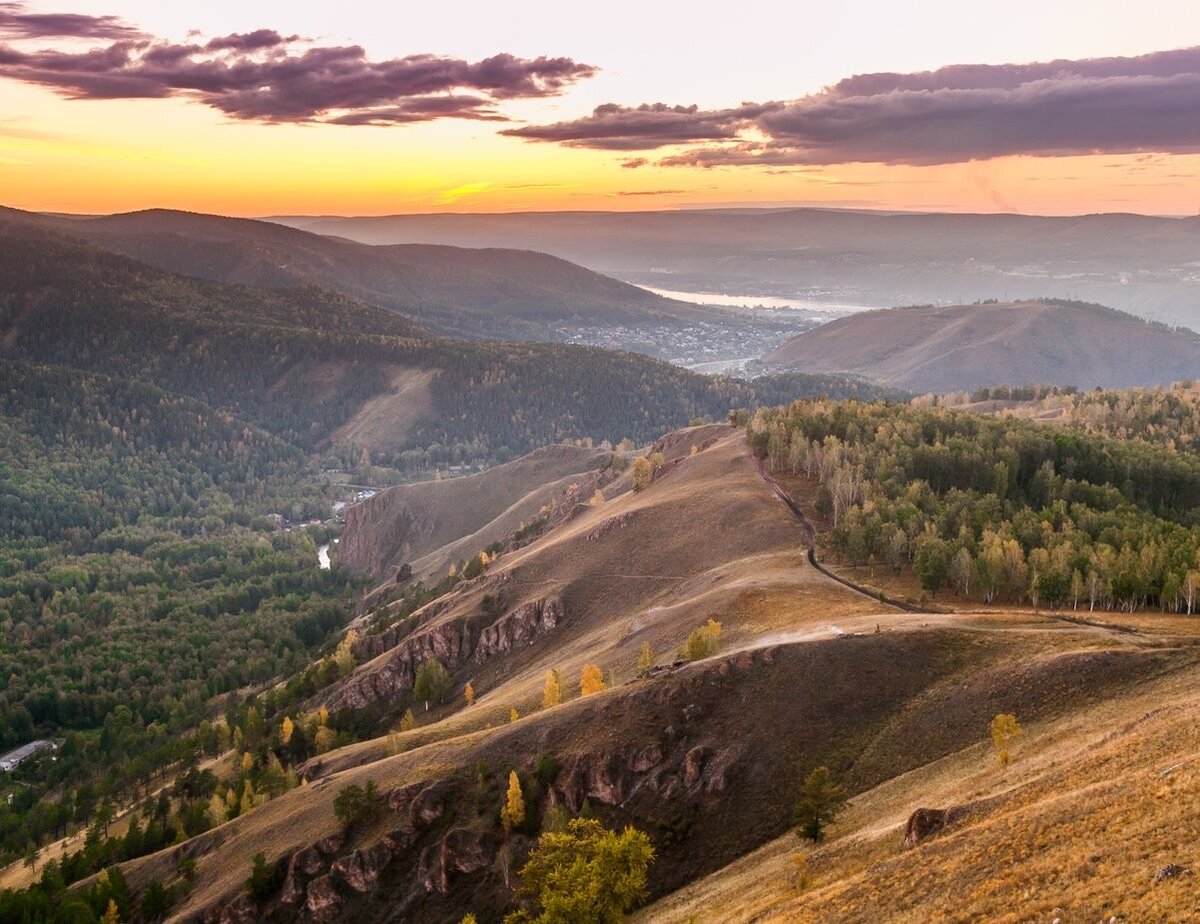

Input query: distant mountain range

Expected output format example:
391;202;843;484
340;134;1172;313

0;206;806;358
269;207;1200;331
765;299;1200;392
0;217;889;470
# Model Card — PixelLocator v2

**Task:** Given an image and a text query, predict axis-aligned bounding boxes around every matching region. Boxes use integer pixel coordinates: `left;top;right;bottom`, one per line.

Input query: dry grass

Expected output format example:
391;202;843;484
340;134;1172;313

65;428;1200;922
640;640;1200;924
331;366;435;454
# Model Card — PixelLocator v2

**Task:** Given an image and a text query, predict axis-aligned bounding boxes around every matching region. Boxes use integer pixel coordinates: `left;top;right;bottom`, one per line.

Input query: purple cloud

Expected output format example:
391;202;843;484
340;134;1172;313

507;46;1200;167
502;101;769;150
0;3;596;125
0;1;144;40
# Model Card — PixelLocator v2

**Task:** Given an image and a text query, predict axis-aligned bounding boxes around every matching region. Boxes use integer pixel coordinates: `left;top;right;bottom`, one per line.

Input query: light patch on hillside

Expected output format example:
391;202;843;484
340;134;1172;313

332;366;436;454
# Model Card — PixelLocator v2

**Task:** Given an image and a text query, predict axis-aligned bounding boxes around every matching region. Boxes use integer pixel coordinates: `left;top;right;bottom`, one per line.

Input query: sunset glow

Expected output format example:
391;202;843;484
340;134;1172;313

3;0;1200;216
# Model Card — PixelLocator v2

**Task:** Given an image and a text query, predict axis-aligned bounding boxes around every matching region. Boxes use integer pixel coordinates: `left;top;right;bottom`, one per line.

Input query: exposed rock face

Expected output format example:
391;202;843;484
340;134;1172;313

410;783;448;829
902;807;966;848
215;894;259;924
420;828;498;895
304;874;341;921
474;597;561;662
324;594;562;714
331;842;392;893
325;621;473;713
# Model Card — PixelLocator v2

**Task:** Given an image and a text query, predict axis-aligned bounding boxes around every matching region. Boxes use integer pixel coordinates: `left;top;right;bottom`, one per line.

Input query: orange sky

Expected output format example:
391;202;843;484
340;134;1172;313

3;1;1200;216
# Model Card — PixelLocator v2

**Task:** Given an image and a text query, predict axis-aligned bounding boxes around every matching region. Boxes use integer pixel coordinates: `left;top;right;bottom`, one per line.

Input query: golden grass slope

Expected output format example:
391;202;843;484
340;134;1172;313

642;625;1200;924
337;442;612;578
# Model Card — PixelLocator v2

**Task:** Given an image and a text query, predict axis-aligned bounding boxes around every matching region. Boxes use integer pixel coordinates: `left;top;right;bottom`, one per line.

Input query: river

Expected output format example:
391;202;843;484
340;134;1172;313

318;542;333;570
640;285;878;315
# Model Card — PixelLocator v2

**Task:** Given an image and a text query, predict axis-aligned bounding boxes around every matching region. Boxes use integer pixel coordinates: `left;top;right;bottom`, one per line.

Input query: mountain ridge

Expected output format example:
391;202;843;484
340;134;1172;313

764;299;1200;392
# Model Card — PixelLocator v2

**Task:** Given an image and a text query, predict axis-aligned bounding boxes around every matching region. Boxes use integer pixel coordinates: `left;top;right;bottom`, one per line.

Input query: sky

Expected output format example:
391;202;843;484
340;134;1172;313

2;0;1200;216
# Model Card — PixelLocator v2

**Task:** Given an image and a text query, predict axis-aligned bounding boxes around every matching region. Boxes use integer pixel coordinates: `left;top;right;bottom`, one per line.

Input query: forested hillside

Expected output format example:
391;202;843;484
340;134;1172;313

0;225;900;472
0;359;363;894
0;206;761;343
0;226;745;466
753;400;1200;611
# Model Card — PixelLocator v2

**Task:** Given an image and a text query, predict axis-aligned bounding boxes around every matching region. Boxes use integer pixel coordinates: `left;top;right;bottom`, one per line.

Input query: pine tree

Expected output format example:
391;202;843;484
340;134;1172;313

794;766;846;842
501;771;525;833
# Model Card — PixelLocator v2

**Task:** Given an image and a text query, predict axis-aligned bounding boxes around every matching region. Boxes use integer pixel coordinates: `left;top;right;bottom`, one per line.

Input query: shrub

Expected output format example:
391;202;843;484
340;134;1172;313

682;619;722;661
505;818;654;923
990;713;1024;765
333;780;378;831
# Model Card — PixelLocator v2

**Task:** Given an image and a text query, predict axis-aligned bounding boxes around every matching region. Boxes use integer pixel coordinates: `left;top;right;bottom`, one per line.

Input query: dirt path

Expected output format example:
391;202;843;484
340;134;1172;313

750;452;930;613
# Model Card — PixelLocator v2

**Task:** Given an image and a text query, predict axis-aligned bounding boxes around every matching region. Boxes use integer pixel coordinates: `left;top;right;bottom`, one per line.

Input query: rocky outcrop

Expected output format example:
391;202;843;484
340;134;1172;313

585;512;633;542
419;828;498;895
331;842;392;893
902;806;966;848
214;894;259;924
324;620;473;713
325;594;562;714
304;874;341;921
474;597;561;662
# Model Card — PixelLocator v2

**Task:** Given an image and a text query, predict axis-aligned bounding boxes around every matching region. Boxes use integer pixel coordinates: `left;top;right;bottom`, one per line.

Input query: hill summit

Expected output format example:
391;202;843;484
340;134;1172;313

764;299;1200;392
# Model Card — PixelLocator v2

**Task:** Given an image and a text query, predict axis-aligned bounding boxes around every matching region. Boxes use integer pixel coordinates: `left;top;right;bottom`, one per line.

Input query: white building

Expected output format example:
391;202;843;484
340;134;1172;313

0;740;56;772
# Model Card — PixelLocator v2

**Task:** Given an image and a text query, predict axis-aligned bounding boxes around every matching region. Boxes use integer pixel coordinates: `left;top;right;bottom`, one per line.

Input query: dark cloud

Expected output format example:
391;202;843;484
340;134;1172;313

0;2;144;40
509;46;1200;167
204;30;296;53
502;102;771;149
0;3;596;125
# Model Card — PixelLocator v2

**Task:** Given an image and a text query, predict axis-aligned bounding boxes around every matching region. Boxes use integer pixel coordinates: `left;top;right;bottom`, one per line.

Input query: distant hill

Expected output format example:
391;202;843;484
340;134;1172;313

0;206;748;342
0;222;778;468
270;207;1200;330
763;300;1200;392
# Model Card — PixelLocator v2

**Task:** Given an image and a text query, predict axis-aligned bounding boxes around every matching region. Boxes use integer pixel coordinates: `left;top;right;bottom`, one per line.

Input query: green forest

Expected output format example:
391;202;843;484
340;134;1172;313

753;399;1200;611
0;359;361;889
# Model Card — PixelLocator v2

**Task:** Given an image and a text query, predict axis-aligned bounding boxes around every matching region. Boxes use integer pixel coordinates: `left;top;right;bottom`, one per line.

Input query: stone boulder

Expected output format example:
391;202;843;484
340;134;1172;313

902;807;965;848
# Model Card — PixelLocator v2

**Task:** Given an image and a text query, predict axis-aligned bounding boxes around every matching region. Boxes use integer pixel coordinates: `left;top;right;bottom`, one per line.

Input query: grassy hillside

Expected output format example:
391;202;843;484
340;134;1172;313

13;424;1180;923
764;300;1200;392
642;630;1200;923
336;442;613;579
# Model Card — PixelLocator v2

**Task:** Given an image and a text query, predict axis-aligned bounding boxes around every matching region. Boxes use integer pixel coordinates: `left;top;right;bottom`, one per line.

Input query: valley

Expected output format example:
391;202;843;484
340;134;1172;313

6;6;1200;921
